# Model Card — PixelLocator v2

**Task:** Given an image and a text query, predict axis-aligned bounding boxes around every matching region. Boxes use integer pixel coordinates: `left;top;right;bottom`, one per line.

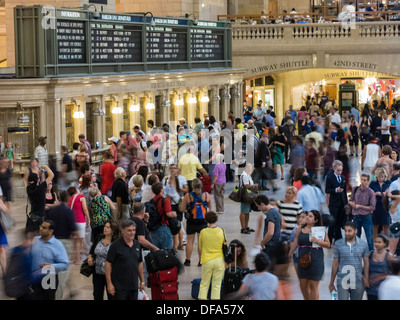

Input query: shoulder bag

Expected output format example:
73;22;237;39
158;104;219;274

0;210;16;234
221;228;233;264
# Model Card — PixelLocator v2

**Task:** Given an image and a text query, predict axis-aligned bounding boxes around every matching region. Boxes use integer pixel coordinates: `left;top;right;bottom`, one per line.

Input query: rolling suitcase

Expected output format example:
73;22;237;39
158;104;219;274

222;242;253;299
191;278;224;300
149;266;179;300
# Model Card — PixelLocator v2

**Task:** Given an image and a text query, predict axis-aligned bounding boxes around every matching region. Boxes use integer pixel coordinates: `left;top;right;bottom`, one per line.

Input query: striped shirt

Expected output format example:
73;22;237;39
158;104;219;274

277;200;303;233
333;237;369;281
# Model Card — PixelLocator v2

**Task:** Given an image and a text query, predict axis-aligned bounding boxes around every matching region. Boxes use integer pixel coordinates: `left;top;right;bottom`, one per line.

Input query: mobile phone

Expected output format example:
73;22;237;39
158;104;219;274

41;168;46;172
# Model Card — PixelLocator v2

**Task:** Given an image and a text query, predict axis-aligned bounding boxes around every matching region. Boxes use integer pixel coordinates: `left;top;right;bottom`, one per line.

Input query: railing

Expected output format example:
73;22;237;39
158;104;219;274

232;21;400;41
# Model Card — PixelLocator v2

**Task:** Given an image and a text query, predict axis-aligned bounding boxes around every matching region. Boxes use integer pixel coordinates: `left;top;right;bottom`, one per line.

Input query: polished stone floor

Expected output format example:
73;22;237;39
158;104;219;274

0;155;367;300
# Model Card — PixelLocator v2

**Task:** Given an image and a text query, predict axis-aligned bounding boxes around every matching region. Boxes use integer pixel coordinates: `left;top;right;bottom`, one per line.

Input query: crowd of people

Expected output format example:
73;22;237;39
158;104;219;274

0;93;400;300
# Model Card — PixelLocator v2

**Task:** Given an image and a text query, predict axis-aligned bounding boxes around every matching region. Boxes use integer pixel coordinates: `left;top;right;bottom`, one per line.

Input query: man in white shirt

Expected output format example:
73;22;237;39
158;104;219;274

378;258;400;300
34;136;49;167
380;111;391;146
328;107;341;125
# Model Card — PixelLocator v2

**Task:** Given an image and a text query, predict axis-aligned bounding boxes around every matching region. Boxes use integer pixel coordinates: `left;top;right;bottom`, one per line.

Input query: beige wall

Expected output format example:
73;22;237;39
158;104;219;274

5;0;81;67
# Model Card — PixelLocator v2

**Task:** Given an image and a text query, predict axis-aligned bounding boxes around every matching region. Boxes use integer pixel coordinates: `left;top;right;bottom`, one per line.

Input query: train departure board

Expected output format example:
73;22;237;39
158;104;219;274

14;5;232;78
91;23;142;63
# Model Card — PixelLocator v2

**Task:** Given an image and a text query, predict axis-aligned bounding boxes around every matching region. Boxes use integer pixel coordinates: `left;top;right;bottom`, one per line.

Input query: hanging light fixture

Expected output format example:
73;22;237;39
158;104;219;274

111;95;122;114
188;91;197;104
200;91;209;103
145;93;155;110
72;99;85;119
16;103;30;124
175;91;184;106
128;94;140;111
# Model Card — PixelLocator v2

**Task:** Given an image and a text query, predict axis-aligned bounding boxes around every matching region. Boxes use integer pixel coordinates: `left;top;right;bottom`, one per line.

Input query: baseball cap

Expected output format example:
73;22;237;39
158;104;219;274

108;137;118;144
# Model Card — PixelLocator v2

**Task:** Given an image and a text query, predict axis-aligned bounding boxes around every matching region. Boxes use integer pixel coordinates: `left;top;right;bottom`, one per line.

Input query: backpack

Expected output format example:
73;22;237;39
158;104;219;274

186;192;208;222
145;197;165;231
3;248;31;298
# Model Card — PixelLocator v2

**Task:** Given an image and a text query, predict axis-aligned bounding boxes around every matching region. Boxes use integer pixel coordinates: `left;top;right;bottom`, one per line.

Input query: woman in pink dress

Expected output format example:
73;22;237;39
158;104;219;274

68;186;90;264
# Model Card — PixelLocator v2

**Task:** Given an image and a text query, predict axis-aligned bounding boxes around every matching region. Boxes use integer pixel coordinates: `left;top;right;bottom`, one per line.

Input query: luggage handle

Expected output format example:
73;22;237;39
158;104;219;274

229;242;239;272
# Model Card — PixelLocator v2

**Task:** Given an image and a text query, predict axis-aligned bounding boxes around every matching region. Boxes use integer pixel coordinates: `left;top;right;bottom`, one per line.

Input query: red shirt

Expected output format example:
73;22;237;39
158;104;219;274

100;162;116;194
153;194;172;225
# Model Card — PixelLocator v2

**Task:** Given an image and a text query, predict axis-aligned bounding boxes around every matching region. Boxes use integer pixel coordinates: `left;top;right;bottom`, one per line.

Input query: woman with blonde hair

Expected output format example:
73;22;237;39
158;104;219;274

129;174;144;204
180;178;212;266
75;143;90;169
369;167;391;240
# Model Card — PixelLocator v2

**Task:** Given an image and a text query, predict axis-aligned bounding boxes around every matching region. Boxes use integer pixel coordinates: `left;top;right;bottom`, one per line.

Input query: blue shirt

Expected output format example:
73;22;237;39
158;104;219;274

198;138;210;163
31;235;69;282
350;107;360;123
289;110;298;122
264;114;275;129
263;207;282;246
296;184;323;211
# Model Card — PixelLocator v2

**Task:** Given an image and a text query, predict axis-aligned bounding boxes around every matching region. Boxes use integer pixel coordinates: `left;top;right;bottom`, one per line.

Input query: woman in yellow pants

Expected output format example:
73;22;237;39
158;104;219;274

198;211;226;300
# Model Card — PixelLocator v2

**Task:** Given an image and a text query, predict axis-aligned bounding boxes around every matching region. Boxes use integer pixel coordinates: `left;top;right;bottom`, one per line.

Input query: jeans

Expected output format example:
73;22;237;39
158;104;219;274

337;278;365;300
151;225;173;250
353;215;374;251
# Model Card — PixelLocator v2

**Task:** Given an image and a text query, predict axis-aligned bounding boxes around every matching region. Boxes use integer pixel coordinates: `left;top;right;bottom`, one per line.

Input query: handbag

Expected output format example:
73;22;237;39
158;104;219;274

168;216;181;236
390;222;400;235
80;259;94;277
298;251;312;269
0;210;16;234
240;187;258;204
228;186;242;202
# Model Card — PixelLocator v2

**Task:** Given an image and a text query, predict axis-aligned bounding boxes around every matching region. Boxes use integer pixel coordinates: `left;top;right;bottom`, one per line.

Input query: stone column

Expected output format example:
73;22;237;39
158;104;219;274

210;85;220;119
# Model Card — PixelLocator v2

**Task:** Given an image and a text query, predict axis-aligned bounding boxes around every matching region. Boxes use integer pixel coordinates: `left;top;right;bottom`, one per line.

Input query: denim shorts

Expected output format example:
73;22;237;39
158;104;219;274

150;225;173;250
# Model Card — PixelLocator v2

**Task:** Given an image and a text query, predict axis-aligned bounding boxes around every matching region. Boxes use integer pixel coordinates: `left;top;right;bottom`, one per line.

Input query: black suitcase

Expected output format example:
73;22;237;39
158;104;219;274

145;249;180;273
222;242;253;299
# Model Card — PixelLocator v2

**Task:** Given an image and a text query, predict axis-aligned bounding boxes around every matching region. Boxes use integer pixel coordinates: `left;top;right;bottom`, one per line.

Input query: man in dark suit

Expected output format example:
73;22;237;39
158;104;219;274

325;160;348;244
252;133;279;192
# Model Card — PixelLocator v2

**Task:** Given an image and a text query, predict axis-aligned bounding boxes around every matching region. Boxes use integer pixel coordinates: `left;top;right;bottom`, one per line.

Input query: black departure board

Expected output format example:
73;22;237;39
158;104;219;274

147;26;187;62
57;19;87;63
91;23;142;63
191;29;224;61
14;6;232;78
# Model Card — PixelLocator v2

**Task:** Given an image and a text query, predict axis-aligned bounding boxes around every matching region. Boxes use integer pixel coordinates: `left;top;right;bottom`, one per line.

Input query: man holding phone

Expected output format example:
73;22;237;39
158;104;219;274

325;160;348;245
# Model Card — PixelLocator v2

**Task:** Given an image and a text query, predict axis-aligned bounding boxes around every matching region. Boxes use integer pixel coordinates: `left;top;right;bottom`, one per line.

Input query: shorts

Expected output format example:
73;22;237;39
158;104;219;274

349;136;359;146
186;221;207;235
75;222;86;238
240;202;251;214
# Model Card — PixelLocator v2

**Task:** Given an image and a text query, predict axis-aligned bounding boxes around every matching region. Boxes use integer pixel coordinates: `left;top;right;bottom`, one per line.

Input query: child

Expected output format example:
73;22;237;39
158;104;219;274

3;142;14;170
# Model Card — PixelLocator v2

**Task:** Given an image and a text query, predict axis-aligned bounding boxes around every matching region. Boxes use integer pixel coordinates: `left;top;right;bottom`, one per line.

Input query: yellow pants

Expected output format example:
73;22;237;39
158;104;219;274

198;257;225;300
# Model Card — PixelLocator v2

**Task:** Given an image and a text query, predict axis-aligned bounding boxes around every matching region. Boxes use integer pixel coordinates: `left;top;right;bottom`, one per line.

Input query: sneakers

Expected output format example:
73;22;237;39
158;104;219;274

184;259;191;266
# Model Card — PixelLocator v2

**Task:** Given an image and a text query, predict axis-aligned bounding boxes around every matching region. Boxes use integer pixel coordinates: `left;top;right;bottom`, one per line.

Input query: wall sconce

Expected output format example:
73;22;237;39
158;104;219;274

200;90;209;103
72;98;85;119
16;102;30;124
128;93;140;111
175;91;184;106
111;95;122;114
188;90;197;104
144;11;156;27
145;93;155;110
213;94;221;101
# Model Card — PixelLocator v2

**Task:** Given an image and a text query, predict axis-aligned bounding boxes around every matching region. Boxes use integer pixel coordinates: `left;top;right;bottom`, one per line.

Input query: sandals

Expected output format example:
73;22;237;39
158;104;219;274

241;228;251;234
246;227;255;232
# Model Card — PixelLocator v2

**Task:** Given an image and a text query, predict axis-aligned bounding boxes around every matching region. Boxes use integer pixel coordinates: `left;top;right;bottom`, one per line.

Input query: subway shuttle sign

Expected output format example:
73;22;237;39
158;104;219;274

251;60;310;74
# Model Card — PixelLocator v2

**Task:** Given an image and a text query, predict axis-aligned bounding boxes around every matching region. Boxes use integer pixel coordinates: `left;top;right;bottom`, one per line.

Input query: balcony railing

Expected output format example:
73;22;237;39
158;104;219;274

232;21;400;41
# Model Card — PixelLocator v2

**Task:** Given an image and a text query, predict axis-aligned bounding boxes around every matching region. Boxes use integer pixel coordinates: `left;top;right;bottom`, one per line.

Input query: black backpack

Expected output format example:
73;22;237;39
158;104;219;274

145;197;165;231
3;248;31;298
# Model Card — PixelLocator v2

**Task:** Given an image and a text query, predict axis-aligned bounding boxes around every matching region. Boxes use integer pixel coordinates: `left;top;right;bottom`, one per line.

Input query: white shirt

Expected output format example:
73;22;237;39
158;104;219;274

381;119;391;135
378;276;400;300
34;145;48;167
330;112;341;125
240;172;254;186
